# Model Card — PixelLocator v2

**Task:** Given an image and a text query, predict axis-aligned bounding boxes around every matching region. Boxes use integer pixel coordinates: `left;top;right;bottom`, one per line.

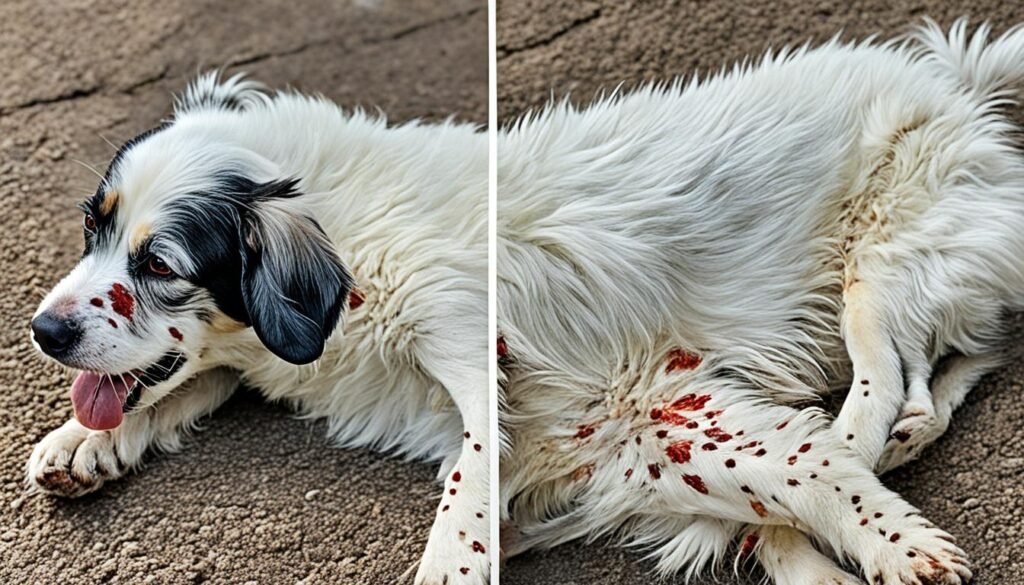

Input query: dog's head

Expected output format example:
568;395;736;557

30;72;353;431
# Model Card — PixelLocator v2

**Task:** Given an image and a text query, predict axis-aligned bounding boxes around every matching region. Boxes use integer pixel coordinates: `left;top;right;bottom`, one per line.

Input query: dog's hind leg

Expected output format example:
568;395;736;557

26;367;238;497
620;395;969;583
412;314;490;585
833;281;907;467
877;351;1003;473
751;526;861;585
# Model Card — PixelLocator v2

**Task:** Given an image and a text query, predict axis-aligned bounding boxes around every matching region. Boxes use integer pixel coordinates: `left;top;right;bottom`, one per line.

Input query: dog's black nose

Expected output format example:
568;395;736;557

31;313;80;358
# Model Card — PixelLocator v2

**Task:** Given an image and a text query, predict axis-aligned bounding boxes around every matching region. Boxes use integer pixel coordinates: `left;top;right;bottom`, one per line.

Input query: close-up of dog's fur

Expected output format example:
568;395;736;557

25;73;489;585
498;19;1024;585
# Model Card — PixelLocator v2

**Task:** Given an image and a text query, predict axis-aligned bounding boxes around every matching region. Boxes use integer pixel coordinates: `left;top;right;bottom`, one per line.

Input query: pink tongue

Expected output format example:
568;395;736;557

70;372;135;430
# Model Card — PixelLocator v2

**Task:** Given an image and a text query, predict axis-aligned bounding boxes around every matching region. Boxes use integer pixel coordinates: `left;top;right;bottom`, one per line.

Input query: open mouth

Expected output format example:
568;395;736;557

69;351;187;431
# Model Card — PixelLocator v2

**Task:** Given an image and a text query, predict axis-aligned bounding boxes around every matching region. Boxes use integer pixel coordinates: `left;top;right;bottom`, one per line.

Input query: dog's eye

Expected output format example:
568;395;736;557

147;255;173;277
83;214;97;232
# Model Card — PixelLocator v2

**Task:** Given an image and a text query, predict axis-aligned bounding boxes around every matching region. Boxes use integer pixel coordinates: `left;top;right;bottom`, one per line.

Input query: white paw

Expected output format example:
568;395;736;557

862;520;970;585
414;504;489;584
876;404;946;474
26;420;123;497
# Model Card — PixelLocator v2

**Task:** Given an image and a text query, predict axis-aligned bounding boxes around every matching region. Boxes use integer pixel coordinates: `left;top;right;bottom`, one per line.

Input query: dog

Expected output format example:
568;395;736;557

26;72;489;585
498;20;1024;584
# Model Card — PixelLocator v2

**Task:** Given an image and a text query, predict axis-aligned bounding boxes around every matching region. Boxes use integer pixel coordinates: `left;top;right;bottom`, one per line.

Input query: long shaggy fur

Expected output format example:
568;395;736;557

27;71;489;585
498;19;1024;584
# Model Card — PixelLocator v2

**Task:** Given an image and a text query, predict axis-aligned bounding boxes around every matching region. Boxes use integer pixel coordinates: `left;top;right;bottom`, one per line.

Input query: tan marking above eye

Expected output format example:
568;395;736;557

129;223;152;253
99;190;119;216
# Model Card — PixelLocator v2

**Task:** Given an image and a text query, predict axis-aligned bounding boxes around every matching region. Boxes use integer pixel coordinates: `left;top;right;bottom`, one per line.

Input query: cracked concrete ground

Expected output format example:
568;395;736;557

497;1;1024;584
0;1;485;583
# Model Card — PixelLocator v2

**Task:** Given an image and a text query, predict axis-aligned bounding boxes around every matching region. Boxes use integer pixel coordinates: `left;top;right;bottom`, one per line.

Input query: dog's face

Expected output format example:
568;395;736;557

30;73;353;431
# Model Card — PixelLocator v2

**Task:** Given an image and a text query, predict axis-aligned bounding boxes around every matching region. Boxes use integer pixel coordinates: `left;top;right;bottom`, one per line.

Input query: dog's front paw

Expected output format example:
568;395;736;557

414;506;489;584
876;403;945;474
862;521;971;585
26;420;123;497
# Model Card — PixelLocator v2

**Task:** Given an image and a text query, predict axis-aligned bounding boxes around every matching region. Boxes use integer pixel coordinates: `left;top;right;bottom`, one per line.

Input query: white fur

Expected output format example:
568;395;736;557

499;19;1024;584
27;73;489;585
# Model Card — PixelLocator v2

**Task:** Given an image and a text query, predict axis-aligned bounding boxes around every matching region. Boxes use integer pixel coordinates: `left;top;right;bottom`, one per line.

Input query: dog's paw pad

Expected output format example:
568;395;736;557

877;409;946;473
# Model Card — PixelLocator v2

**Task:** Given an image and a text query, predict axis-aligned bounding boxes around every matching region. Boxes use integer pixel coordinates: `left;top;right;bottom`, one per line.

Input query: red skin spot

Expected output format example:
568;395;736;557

497;336;507;358
874;512;883;518
624;468;633;479
822;459;830;466
450;488;457;495
108;318;118;328
460;568;470;575
464;432;471;439
682;474;709;494
661;411;691;426
787;478;800;486
736;430;745;436
656;430;668;439
684;420;699;429
671;393;712;411
852;495;861;504
107;283;134;320
776;421;789;430
725;459;736;468
798;443;812;453
471;541;486;554
442;505;449;512
89;298;104;307
666;348;702;372
575;425;596;439
452;471;461;482
571;464;594;481
701;443;717;451
650;408;663;420
705;410;722;419
740;533;760;557
892;430;912;443
473;443;482;451
890;533;901;543
754;448;767;457
635;435;642;445
348;290;365;310
648;463;662;480
704;427;732;442
750;501;768;517
666;440;693;464
169;327;183;342
787;455;798;465
860;518;869;526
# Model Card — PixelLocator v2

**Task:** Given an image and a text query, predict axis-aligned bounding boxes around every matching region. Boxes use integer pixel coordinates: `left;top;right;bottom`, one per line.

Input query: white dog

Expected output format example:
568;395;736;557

498;20;1024;584
27;73;489;585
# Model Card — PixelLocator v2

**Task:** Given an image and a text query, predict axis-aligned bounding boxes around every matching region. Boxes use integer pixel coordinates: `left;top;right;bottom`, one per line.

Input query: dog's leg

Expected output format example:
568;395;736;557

752;526;861;585
877;352;1002;473
412;328;490;585
26;368;237;497
635;402;969;584
834;281;906;467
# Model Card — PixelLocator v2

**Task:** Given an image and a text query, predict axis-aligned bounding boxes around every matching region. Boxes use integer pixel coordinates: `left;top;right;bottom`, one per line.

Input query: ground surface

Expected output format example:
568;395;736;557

0;1;486;583
497;1;1024;584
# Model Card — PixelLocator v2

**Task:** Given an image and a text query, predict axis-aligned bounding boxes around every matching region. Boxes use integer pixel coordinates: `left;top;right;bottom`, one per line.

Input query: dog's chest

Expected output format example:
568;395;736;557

230;269;459;459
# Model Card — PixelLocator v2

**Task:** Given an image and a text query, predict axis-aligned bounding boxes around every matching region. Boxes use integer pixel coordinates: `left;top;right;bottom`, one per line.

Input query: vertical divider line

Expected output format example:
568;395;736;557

487;0;500;583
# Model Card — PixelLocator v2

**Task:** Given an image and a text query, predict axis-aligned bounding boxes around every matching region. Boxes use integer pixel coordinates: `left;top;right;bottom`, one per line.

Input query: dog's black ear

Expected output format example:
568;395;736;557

238;180;353;365
175;71;265;116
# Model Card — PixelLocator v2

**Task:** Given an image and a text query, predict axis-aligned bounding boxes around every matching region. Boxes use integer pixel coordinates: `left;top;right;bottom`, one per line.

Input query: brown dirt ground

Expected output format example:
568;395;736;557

497;1;1024;584
0;1;486;583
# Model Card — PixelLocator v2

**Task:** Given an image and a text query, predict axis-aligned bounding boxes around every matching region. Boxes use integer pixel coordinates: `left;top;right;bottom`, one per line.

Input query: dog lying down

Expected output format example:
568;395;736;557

27;73;489;585
498;20;1024;585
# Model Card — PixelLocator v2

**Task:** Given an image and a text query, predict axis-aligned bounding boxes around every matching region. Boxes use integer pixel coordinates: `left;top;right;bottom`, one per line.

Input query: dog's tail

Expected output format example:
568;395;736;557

913;18;1024;98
